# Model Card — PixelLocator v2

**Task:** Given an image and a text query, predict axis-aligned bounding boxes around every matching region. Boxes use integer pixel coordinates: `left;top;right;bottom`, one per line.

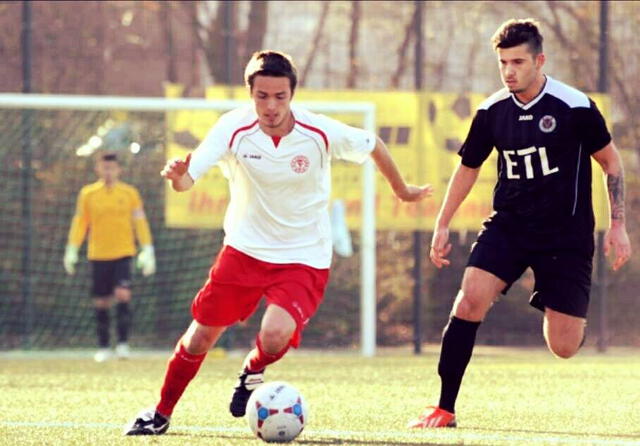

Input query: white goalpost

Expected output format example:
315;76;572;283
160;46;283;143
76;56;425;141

0;93;378;357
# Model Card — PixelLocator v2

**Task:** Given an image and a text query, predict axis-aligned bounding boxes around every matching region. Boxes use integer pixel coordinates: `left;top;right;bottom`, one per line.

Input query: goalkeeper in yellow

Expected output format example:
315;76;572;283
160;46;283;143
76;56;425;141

63;152;156;362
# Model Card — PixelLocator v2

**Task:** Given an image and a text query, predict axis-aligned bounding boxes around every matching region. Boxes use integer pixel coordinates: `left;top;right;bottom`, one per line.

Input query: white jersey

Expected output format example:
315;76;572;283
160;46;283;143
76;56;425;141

188;104;376;268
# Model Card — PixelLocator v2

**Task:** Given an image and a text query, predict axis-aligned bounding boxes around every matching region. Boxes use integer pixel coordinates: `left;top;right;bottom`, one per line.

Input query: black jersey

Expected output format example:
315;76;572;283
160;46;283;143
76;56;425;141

459;76;611;244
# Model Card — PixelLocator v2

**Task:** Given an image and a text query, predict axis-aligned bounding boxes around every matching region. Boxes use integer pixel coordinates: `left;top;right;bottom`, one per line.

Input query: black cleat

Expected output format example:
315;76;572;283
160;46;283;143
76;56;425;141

123;408;170;435
229;368;264;417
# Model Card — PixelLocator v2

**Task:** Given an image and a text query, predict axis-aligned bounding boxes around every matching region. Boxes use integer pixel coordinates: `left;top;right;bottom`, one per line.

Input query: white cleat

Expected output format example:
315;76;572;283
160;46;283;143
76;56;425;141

116;343;131;360
94;348;112;363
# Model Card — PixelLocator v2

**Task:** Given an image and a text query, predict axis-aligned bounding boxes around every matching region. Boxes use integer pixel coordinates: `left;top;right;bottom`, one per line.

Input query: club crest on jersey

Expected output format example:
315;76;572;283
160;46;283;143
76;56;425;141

291;155;310;173
539;115;557;133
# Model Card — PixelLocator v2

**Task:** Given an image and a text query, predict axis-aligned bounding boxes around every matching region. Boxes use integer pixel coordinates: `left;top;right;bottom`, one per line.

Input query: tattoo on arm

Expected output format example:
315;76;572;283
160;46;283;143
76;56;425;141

607;173;625;222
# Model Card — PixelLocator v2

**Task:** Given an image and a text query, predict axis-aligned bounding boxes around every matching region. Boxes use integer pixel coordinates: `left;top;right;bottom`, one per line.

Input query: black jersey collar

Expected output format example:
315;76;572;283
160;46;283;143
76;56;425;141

511;75;549;110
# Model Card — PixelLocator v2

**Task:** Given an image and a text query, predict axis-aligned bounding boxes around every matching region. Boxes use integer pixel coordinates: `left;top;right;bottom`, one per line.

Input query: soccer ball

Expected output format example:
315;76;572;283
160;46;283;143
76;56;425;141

246;381;307;443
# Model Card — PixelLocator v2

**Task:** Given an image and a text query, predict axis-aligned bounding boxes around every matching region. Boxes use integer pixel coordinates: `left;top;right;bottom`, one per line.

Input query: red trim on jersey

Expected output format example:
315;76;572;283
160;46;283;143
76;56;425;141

271;135;282;148
295;120;329;152
228;119;259;149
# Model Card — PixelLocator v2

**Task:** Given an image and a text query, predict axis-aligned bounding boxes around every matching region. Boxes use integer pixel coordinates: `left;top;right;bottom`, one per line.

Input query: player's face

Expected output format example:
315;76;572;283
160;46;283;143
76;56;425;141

497;44;545;98
96;160;120;185
251;75;293;134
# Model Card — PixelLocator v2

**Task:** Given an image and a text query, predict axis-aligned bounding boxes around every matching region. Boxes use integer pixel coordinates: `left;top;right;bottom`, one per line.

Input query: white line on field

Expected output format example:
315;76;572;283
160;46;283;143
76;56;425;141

1;421;638;445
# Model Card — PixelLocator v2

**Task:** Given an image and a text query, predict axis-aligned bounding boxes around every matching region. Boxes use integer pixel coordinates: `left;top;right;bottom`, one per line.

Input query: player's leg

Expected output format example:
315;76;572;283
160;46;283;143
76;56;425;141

408;267;505;428
230;262;329;417
113;257;133;359
156;320;227;415
543;308;586;358
125;246;264;434
410;223;528;428
124;320;226;436
91;260;115;362
440;267;506;407
530;248;592;359
93;296;112;361
247;304;296;369
229;304;296;417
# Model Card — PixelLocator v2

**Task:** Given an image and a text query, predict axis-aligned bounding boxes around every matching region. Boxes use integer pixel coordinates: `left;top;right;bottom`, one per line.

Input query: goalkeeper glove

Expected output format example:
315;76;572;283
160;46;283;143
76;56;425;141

136;245;156;276
63;245;79;275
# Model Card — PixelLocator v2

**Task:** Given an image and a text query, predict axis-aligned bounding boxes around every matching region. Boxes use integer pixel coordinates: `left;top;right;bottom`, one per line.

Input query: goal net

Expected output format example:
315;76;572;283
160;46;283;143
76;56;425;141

0;94;377;355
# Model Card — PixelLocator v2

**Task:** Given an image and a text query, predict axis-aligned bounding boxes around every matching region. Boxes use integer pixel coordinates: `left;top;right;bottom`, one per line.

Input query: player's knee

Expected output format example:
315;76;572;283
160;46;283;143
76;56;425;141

547;336;581;359
452;289;490;321
549;343;578;359
259;326;293;354
184;328;217;353
94;297;111;309
114;287;131;302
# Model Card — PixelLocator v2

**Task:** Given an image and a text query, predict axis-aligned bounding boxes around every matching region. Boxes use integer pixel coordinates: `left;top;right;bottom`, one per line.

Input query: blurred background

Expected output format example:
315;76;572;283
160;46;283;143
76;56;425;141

0;0;638;352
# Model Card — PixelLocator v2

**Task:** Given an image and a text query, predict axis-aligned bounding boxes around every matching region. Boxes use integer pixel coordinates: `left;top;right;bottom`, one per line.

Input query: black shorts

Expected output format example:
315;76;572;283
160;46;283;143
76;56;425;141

90;257;132;297
467;220;594;318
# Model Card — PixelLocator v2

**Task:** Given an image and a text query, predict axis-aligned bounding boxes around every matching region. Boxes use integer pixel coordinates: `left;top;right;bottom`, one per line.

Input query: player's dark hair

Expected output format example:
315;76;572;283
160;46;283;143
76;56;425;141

101;153;118;163
244;50;298;93
492;18;543;55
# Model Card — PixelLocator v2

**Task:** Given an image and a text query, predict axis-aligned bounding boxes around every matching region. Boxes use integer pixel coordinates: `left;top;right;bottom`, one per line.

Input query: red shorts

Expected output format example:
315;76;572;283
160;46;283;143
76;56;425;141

191;245;330;348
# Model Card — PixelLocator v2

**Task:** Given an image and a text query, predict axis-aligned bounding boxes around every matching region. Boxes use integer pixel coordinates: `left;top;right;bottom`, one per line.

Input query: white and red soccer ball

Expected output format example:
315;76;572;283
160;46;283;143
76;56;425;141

246;381;308;443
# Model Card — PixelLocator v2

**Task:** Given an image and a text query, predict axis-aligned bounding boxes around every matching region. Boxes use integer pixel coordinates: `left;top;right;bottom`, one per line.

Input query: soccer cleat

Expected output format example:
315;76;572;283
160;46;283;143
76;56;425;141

229;368;264;417
407;406;457;428
93;348;111;363
123;408;170;435
116;343;130;360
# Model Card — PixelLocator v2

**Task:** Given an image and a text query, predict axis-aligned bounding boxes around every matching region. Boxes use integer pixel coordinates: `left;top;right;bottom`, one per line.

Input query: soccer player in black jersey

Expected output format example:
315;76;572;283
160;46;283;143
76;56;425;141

409;18;632;429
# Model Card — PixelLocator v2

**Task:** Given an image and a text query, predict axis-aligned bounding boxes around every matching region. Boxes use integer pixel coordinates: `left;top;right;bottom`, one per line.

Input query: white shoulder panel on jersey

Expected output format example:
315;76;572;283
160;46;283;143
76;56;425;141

219;105;257;134
290;104;320;124
544;76;590;108
478;88;511;110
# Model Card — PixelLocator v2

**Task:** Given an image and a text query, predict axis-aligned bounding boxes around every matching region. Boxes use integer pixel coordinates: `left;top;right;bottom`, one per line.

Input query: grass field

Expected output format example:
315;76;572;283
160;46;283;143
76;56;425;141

1;346;639;446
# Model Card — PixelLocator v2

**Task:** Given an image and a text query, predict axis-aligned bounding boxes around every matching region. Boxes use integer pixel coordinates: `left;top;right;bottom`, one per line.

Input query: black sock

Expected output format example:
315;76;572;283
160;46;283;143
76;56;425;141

437;316;481;413
95;308;110;348
116;302;131;343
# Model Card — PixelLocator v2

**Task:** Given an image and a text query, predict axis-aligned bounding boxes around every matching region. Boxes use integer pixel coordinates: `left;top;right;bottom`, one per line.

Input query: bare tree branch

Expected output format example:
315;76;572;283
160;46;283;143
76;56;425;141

390;7;417;88
159;1;178;83
346;1;361;89
300;2;331;88
243;1;269;65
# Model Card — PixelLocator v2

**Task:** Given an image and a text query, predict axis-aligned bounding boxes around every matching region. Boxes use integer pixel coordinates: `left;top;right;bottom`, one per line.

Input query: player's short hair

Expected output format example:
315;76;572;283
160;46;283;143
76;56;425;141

101;152;118;163
492;18;543;55
244;50;298;93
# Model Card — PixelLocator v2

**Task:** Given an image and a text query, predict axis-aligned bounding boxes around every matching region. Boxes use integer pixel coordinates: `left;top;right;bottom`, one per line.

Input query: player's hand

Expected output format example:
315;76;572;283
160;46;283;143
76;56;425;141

63;245;79;275
430;226;452;268
161;153;191;181
136;245;156;276
604;224;631;271
396;184;434;202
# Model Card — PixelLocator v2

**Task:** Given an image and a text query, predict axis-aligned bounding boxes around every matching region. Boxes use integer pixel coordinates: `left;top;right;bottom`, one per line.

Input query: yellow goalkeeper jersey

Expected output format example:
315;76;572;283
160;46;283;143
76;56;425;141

67;180;152;260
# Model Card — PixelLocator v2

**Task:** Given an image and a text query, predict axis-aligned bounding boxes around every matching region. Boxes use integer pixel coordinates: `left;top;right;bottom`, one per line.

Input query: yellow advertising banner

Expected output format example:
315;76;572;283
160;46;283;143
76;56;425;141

164;84;610;231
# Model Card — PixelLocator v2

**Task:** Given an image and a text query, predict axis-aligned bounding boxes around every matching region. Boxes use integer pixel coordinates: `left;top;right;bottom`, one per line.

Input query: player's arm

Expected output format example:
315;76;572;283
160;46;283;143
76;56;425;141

131;190;156;276
430;163;481;268
161;154;194;192
432;107;491;268
370;136;433;202
64;190;89;275
592;141;631;271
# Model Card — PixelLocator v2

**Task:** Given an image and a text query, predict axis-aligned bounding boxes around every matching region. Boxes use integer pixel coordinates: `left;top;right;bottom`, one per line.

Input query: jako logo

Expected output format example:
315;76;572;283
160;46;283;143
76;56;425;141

519;115;533;121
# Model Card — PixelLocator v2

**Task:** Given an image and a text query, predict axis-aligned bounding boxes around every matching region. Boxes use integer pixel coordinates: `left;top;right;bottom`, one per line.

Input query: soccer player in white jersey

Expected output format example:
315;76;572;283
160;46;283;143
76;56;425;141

124;50;433;435
408;19;632;429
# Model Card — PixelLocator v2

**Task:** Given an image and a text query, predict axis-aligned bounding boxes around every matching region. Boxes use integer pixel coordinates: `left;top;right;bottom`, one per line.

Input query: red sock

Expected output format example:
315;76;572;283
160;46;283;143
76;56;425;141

156;341;207;417
244;335;289;372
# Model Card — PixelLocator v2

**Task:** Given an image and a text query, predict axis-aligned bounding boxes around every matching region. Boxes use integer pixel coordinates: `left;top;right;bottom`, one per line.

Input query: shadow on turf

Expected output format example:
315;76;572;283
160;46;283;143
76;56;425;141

165;432;447;445
467;426;640;440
